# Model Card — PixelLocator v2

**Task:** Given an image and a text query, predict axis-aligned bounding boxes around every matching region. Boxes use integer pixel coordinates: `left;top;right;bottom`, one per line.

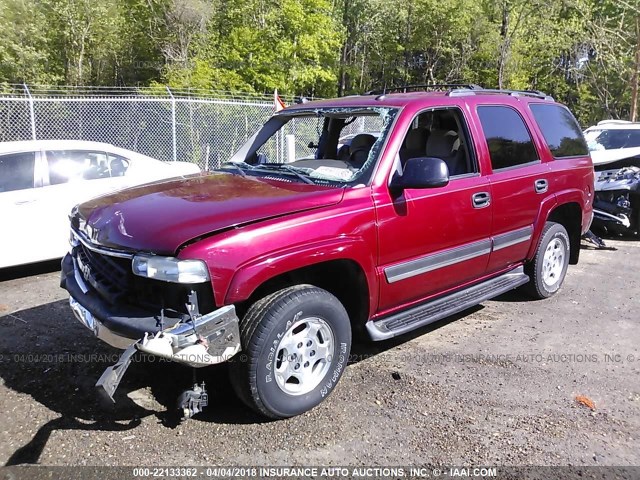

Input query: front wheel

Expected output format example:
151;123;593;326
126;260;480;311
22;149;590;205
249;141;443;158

229;285;352;419
524;222;570;299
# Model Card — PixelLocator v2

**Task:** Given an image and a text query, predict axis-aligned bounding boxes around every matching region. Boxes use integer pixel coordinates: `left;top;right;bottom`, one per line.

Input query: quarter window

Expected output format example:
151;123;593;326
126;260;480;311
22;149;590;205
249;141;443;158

477;106;538;170
0;152;35;192
530;104;588;158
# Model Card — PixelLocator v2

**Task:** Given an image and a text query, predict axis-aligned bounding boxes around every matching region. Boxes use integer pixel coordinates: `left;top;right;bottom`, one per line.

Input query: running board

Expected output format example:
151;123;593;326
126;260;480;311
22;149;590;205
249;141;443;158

367;266;529;341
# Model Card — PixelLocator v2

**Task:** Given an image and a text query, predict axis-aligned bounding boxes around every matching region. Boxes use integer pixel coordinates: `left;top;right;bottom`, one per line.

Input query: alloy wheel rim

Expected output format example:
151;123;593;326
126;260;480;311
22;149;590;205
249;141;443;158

542;238;565;287
273;317;335;396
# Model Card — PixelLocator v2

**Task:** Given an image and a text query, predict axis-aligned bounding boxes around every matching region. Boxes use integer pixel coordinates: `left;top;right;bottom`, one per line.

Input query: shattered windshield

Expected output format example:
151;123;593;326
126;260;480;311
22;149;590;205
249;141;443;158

225;107;397;185
585;128;640;151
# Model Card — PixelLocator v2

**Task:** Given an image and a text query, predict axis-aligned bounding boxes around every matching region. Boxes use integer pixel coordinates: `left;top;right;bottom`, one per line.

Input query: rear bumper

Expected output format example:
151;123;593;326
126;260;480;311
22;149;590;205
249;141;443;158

60;253;241;366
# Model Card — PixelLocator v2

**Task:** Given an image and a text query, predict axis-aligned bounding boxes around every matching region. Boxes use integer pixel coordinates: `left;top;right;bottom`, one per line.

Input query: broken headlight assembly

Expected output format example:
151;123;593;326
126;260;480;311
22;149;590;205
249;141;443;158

132;255;210;284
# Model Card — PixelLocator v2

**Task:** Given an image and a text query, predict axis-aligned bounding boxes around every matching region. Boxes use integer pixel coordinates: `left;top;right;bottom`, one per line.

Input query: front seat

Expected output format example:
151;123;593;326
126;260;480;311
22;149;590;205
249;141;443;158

425;129;464;176
399;128;428;163
349;134;377;169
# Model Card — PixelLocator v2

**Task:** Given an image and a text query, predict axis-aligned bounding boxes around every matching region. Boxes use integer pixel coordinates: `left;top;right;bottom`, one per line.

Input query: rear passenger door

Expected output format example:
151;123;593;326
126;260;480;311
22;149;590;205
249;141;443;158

477;105;549;273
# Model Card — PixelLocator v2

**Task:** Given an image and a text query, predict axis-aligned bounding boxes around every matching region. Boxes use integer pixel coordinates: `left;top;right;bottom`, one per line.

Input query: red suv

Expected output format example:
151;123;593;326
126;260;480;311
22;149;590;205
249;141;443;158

60;85;594;419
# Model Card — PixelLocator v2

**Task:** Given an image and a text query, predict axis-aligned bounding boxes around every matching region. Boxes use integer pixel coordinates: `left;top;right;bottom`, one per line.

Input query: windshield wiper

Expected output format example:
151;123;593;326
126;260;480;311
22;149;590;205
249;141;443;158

257;163;315;185
222;161;315;185
221;161;250;177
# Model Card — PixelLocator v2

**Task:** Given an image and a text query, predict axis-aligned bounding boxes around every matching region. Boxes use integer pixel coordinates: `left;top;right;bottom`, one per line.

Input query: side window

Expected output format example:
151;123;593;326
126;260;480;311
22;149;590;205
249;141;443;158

530;104;588;158
0;152;35;193
477;106;538;170
46;150;110;185
399;108;476;176
107;154;130;177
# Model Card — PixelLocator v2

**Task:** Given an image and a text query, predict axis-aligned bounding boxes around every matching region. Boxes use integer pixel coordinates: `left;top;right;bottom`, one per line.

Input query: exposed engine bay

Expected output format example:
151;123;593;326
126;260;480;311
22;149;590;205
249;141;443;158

592;160;640;236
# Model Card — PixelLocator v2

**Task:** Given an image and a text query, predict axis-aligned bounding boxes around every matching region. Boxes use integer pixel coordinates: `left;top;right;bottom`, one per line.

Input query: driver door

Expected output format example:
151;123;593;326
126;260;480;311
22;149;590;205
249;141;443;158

375;107;493;312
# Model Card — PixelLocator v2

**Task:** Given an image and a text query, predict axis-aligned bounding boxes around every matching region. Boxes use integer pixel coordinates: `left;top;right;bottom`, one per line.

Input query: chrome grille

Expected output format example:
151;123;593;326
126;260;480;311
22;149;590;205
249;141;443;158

75;243;133;304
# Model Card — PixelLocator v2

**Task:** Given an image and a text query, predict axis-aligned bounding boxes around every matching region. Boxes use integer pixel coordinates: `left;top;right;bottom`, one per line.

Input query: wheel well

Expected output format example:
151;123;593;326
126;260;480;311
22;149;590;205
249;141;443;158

238;259;370;336
547;202;582;264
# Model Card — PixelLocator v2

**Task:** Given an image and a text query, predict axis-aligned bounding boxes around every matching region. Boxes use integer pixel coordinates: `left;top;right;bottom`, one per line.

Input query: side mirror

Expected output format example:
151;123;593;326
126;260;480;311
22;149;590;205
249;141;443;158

391;157;450;191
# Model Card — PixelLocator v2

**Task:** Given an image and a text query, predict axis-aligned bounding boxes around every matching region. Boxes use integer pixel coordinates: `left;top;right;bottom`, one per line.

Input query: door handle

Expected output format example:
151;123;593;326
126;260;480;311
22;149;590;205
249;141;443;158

534;179;548;194
472;191;491;209
14;199;35;205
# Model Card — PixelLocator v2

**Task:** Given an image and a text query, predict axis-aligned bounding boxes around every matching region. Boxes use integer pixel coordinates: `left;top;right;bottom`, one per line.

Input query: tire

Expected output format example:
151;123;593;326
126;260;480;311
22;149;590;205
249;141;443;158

524;222;570;299
229;285;352;419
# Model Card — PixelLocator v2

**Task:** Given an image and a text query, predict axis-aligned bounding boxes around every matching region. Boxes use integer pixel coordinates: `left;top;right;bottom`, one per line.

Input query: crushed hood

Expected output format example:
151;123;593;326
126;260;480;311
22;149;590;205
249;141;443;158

76;172;344;254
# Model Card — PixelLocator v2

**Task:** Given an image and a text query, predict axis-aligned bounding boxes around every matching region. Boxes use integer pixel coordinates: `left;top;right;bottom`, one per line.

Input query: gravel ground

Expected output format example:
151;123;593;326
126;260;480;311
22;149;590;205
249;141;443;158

0;239;638;468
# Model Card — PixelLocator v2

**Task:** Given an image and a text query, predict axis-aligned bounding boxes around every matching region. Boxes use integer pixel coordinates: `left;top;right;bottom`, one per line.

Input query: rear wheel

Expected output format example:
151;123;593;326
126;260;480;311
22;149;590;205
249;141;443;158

524;222;570;299
229;285;351;419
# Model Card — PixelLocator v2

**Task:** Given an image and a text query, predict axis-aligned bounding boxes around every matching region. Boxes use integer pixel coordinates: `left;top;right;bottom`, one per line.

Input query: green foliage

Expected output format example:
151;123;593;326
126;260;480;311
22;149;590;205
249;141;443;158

161;0;341;96
0;0;638;123
0;0;63;83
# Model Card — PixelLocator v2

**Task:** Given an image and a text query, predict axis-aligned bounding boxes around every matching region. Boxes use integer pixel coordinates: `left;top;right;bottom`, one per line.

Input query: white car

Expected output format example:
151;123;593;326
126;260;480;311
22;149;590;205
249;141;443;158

584;120;640;166
0;140;200;268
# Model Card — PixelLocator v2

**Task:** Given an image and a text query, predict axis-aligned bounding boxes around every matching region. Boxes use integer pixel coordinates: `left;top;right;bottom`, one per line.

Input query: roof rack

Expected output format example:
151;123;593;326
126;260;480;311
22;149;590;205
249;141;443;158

448;88;554;101
365;84;482;95
362;84;554;101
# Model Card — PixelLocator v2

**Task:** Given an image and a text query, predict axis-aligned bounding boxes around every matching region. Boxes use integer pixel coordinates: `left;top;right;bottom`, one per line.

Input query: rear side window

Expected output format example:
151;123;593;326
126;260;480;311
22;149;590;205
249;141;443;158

46;150;110;185
477;106;539;170
0;152;35;192
107;154;130;177
530;104;588;158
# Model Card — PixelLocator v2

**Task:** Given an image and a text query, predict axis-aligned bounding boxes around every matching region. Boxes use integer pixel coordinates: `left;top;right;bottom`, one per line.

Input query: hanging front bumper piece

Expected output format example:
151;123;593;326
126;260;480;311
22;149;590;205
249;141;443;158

60;252;242;402
136;304;241;368
94;304;241;403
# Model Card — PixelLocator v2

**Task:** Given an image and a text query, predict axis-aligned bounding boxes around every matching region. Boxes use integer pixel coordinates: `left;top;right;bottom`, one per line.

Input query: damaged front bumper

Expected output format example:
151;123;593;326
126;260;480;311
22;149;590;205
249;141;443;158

61;253;241;368
137;305;240;368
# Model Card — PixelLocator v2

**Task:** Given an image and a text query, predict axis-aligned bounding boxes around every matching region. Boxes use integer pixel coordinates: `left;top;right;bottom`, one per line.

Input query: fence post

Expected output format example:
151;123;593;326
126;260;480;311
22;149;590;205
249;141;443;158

23;83;37;140
166;86;177;162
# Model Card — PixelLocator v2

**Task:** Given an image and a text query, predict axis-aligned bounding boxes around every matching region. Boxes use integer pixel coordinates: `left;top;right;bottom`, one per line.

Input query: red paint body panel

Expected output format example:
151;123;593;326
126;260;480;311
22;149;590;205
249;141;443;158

77;173;345;254
374;174;492;310
178;188;378;312
485;162;550;272
548;157;595;235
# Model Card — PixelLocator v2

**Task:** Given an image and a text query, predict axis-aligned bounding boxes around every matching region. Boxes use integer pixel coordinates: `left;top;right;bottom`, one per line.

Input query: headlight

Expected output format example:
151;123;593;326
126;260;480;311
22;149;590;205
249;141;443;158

132;255;210;284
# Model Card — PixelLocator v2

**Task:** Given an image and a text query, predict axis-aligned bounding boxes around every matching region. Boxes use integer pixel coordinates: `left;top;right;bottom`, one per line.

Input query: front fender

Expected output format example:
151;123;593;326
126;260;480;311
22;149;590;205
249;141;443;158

224;237;378;314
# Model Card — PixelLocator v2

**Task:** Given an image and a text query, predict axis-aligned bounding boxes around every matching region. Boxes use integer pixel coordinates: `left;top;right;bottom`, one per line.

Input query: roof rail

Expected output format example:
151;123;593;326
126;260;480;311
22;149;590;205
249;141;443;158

365;84;482;95
448;88;554;101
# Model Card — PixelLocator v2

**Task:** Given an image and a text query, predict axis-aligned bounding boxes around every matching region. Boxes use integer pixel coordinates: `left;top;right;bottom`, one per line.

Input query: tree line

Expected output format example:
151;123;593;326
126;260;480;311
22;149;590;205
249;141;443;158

0;0;638;125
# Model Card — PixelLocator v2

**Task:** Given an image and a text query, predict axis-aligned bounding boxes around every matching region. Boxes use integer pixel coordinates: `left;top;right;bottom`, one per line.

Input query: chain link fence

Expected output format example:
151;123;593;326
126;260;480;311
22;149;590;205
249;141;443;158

0;85;279;171
0;85;384;171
